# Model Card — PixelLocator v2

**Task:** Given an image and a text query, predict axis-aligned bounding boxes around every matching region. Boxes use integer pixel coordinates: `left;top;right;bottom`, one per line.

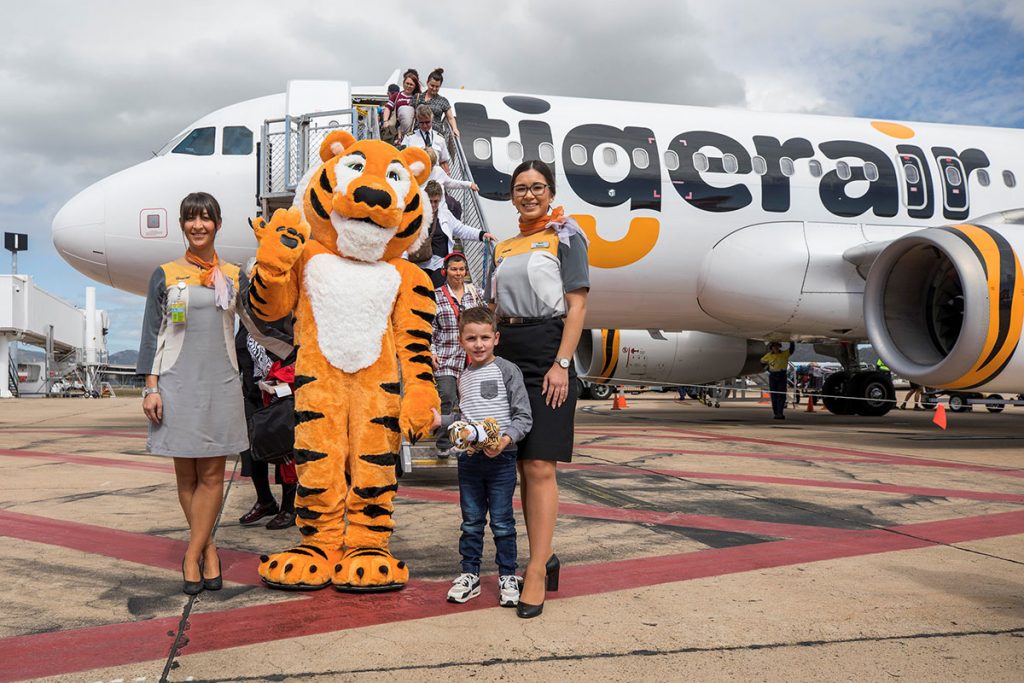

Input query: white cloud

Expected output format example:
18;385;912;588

2;0;1021;351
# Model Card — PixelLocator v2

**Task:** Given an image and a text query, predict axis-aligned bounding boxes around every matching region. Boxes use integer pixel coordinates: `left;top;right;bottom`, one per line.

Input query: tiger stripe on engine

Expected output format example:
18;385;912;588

594;328;621;384
939;223;1023;389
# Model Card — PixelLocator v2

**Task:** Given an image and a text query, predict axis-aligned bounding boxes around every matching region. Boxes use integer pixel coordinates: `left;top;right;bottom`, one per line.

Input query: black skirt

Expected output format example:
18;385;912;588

497;318;577;462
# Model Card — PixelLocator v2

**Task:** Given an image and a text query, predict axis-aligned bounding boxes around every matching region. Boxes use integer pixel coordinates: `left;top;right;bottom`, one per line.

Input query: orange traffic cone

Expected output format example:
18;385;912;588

759;392;770;404
805;395;815;412
612;392;628;410
933;403;947;430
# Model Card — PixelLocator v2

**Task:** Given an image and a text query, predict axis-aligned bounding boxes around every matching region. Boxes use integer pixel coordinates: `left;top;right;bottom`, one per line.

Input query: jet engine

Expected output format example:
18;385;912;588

863;211;1024;392
575;329;766;386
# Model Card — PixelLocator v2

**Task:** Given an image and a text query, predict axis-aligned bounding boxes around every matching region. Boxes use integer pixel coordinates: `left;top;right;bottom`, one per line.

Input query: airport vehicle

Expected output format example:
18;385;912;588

52;76;1024;415
921;389;1019;413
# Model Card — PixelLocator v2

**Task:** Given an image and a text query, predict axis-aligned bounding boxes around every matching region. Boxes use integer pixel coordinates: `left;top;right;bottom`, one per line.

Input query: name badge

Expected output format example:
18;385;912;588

531;241;549;248
169;300;186;324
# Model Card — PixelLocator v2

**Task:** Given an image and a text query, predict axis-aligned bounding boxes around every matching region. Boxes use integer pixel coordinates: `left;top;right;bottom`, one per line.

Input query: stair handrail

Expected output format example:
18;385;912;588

443;129;495;292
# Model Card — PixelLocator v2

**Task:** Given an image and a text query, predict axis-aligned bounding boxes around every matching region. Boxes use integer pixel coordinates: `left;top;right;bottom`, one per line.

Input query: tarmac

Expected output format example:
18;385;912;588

0;394;1022;682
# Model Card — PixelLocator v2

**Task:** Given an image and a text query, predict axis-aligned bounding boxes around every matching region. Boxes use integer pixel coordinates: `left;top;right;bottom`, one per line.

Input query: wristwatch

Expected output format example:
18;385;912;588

142;387;161;398
556;357;571;369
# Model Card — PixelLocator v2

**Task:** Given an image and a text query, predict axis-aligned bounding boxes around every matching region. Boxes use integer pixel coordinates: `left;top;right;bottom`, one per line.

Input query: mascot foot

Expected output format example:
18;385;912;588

333;548;409;593
259;545;342;591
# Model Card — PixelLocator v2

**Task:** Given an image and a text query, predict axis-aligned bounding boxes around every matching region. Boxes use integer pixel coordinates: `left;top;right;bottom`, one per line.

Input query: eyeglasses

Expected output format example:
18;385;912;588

417;120;432;127
512;183;549;197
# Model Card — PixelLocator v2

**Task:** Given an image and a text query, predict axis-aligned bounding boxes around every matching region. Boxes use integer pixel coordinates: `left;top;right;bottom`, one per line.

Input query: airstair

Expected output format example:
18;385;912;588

257;80;493;290
256;80;495;469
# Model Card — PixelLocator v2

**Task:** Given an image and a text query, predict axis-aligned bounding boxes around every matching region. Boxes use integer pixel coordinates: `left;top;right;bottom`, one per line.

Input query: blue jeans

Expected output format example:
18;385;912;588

457;449;517;576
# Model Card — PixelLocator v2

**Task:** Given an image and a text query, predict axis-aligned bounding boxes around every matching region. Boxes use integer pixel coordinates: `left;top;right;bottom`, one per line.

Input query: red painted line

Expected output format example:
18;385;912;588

576;442;885;465
0;510;261;586
0;449;852;538
0;428;148;439
564;466;1024;504
576;429;1024;478
0;448;173;474
651;426;1024;475
564;460;1024;504
0;448;238;481
4;509;1022;681
550;508;1024;600
398;486;845;541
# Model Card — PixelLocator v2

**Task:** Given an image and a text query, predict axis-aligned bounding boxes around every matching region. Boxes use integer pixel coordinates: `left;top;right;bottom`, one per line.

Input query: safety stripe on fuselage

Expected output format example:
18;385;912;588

940;223;1023;390
595;329;620;384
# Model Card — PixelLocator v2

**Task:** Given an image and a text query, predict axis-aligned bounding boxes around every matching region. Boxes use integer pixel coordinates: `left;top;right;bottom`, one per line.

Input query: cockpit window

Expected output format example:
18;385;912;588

172;127;216;156
223;126;253;155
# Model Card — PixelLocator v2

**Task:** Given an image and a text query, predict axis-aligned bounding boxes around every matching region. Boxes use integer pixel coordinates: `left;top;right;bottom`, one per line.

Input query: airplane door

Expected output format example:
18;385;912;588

935;155;969;214
896;151;929;212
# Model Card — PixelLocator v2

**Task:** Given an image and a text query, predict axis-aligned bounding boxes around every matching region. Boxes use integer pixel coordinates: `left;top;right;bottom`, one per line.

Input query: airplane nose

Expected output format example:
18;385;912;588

52;182;111;285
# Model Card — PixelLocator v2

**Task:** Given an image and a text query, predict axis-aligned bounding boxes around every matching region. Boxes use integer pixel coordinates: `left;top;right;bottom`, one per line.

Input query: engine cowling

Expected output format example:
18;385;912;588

864;212;1024;391
575;329;766;386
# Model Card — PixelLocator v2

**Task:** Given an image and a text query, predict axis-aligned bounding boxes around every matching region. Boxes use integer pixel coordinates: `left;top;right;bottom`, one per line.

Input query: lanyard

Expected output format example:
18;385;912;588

441;284;461;321
442;285;475;368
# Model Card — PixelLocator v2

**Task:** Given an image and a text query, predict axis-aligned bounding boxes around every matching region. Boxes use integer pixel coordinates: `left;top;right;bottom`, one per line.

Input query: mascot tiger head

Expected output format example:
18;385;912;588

293;130;432;263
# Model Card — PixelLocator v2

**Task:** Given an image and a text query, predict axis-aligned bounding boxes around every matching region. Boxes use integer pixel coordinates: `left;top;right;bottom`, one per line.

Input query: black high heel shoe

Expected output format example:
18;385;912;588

182;557;204;595
203;551;223;592
516;554;561;619
545;553;560;592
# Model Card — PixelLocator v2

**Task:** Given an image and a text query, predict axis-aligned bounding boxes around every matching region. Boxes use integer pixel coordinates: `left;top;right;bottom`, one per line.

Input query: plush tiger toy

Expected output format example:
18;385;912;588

248;130;439;592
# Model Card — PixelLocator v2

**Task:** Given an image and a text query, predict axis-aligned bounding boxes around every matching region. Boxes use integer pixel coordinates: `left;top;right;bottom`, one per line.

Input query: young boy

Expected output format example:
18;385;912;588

432;306;532;606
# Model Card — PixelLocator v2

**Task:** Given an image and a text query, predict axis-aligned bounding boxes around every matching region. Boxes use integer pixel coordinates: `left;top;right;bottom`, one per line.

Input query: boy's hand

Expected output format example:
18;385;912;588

430;408;442;432
483;435;512;458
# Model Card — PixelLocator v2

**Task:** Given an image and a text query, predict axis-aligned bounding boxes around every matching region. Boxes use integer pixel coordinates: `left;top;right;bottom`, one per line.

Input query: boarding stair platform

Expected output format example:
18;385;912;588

257;79;496;470
257;79;493;293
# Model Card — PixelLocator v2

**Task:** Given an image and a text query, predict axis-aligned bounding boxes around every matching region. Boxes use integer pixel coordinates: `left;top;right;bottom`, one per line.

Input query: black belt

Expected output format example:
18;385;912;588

500;316;561;325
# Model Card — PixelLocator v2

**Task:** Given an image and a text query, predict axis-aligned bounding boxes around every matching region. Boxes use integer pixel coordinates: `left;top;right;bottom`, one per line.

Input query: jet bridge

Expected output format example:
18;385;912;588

0;276;108;397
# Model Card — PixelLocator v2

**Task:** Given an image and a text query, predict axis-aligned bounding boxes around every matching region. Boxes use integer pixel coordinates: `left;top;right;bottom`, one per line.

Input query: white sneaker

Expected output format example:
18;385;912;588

498;574;520;607
446;573;481;603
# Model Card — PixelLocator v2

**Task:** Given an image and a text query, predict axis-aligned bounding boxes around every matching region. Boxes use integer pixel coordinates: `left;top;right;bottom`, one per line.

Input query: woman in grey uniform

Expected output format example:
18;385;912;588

490;160;590;618
137;192;248;594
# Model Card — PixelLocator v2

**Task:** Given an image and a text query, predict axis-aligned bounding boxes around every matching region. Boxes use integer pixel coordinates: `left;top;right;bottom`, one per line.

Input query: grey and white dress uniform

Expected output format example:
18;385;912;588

136;261;249;457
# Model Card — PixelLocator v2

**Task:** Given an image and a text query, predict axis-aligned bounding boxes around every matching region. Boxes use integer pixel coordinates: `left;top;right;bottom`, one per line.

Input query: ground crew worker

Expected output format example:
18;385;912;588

875;357;890;372
761;341;795;420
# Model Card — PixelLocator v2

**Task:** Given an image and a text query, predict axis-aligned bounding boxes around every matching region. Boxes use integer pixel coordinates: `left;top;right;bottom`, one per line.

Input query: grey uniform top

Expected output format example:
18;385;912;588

137;261;249;457
441;356;533;444
489;224;590;319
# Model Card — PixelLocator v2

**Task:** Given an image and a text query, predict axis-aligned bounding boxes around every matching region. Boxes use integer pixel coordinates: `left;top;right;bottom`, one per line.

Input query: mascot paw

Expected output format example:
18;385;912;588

400;385;441;444
258;545;342;591
333;548;409;593
254;207;310;276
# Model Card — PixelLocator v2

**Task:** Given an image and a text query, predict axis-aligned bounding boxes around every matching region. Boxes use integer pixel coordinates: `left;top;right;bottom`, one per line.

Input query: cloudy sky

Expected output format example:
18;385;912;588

3;0;1022;352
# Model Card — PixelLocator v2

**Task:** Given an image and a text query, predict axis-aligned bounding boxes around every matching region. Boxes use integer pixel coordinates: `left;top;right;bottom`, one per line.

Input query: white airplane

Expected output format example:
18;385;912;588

52;77;1024;416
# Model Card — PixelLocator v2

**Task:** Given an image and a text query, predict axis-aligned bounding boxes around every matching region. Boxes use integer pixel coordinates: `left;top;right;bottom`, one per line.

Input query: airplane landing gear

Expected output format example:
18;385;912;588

821;370;895;416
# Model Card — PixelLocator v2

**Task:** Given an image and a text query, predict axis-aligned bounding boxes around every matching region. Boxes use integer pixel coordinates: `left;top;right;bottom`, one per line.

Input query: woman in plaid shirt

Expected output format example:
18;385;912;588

432;253;485;456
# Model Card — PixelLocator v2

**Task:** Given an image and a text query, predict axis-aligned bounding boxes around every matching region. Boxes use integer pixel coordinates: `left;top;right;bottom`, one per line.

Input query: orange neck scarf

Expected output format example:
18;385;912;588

518;206;565;235
185;249;220;287
185;249;231;310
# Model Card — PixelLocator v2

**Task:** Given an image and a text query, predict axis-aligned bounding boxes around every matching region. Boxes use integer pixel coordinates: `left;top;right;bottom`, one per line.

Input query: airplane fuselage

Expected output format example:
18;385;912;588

52;83;1024;346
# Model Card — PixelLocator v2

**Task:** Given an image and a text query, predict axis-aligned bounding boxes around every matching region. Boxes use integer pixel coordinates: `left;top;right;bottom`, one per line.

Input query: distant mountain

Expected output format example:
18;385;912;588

109;350;139;365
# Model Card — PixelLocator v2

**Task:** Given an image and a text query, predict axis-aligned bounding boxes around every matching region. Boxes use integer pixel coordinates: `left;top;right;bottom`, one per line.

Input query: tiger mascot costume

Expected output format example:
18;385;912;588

248;130;439;592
